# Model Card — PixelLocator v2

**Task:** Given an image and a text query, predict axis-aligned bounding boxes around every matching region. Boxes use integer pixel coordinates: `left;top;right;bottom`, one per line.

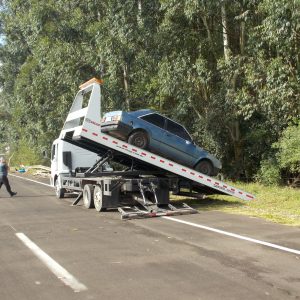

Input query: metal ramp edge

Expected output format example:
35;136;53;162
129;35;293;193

62;126;255;201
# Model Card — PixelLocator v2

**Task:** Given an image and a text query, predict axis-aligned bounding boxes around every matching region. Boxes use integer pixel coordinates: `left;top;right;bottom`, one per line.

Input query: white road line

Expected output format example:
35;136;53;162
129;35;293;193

16;233;87;292
10;174;52;188
12;173;300;256
163;216;300;256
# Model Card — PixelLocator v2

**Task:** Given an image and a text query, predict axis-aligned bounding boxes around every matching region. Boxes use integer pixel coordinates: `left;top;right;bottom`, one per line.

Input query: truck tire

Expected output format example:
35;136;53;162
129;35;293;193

128;131;149;149
83;184;94;209
94;185;106;212
195;160;213;176
55;179;65;199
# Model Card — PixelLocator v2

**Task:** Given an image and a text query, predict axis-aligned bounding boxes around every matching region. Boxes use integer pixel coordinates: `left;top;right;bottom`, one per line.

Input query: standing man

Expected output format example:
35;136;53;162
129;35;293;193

0;157;17;197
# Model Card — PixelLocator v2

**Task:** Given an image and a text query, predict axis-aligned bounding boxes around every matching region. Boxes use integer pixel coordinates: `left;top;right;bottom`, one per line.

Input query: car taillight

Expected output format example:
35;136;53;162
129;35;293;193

112;115;121;121
101;115;121;122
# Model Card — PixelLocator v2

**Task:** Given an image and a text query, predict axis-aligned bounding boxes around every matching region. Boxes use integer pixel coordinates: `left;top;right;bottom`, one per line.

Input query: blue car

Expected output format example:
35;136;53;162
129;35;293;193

101;109;221;176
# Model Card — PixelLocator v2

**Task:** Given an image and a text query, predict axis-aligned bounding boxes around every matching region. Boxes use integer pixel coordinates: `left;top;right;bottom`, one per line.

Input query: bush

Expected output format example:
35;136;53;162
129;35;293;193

274;122;300;174
10;139;42;166
255;159;281;185
272;122;300;186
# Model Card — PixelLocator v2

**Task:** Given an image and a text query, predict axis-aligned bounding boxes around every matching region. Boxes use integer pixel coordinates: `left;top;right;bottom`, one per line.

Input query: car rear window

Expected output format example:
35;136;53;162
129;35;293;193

166;120;191;141
141;113;165;129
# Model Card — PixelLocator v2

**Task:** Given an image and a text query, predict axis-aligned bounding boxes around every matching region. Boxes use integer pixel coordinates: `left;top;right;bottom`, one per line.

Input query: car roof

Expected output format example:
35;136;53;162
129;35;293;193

128;109;155;117
103;109;155;117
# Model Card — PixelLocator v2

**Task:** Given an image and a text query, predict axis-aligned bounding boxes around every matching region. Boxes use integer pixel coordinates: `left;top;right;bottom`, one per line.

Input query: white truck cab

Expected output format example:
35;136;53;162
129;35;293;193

50;138;98;187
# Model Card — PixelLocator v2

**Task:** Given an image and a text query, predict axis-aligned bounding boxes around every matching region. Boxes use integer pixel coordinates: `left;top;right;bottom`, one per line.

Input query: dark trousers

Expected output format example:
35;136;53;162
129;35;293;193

0;176;13;195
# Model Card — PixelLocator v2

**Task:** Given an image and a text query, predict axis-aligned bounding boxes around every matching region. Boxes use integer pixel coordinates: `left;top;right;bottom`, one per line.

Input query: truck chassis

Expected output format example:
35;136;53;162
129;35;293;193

56;153;197;219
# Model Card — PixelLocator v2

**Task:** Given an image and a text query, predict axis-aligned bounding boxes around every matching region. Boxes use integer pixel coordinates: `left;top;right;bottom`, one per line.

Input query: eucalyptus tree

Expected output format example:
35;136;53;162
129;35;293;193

0;0;299;180
92;0;161;112
242;0;300;130
153;0;260;177
1;0;102;152
234;0;300;179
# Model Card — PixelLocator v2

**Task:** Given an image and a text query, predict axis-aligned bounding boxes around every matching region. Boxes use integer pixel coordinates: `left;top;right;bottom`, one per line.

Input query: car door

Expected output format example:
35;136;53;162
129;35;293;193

163;119;196;166
139;113;167;152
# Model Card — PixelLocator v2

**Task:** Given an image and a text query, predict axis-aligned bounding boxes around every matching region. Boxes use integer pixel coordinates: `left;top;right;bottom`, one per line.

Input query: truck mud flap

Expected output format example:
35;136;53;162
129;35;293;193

118;203;197;220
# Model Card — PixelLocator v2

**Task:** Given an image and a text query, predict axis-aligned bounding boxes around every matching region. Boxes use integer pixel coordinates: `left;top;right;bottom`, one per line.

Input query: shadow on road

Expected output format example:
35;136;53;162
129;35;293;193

172;196;244;210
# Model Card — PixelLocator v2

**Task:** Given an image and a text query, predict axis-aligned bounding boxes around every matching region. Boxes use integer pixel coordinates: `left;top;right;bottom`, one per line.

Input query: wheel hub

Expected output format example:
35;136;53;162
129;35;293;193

134;136;144;147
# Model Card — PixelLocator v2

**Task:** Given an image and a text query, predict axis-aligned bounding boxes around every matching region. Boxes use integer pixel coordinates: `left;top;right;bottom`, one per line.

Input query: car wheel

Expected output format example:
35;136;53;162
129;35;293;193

195;160;213;176
128;131;149;149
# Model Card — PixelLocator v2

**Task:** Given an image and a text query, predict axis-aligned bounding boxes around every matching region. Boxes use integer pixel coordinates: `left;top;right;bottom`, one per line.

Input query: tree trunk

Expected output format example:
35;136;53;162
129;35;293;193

137;0;142;27
222;2;244;179
201;14;217;61
123;64;130;110
240;20;245;56
232;121;243;178
221;1;230;61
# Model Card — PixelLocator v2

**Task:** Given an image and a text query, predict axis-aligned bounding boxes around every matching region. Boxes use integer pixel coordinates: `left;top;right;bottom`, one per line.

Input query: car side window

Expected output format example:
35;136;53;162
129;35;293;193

166;120;192;141
140;113;165;129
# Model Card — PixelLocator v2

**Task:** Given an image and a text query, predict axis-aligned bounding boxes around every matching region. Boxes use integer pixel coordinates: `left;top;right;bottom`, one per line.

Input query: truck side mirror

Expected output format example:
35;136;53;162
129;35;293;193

42;150;48;159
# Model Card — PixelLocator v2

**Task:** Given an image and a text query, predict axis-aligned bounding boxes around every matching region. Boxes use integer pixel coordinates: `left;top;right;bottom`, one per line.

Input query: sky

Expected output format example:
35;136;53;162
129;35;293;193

0;35;5;45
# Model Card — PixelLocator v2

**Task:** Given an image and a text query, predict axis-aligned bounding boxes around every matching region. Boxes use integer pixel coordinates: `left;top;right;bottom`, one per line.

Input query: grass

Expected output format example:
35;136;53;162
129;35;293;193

171;182;300;226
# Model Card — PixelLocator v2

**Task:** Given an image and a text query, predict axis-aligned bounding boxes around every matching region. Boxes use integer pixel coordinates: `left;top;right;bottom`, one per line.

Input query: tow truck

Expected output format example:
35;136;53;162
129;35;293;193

51;78;255;219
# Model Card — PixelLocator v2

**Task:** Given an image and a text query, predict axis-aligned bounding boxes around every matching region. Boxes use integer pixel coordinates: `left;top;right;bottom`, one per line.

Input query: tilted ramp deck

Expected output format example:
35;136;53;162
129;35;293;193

59;80;255;214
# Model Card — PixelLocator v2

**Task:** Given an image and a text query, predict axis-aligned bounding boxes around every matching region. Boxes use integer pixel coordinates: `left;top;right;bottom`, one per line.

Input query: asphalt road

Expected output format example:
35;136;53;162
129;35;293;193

0;175;300;300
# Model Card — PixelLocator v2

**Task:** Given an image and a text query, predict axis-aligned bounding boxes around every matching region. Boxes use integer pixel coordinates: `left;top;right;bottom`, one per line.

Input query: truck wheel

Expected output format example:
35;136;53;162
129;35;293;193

55;179;65;199
83;184;94;209
94;185;106;212
195;160;213;176
128;131;148;149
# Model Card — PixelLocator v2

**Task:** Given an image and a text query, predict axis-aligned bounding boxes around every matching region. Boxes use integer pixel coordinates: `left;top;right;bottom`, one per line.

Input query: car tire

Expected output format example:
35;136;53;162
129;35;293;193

195;160;214;176
128;131;149;149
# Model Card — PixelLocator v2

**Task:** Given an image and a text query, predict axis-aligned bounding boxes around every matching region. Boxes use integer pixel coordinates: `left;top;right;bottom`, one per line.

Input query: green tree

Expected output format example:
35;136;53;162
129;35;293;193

92;0;161;112
0;0;299;184
275;122;300;185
